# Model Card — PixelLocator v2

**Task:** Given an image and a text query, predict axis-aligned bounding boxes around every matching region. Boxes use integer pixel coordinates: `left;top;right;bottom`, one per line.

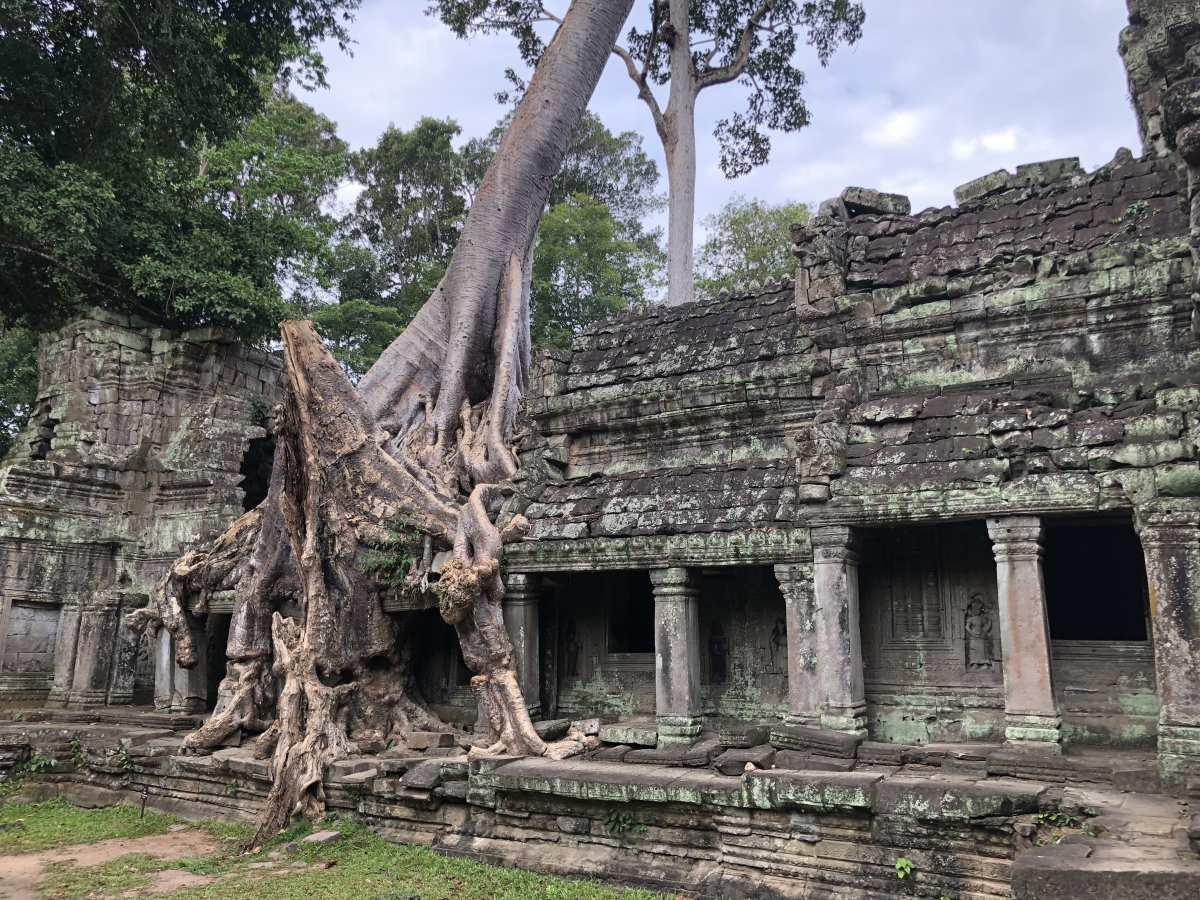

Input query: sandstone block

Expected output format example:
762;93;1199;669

598;724;657;747
403;731;455;750
302;829;341;845
713;746;776;776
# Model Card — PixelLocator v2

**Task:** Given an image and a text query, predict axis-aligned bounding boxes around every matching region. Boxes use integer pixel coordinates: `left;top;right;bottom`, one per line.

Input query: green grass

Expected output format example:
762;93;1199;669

0;797;179;853
1;802;666;900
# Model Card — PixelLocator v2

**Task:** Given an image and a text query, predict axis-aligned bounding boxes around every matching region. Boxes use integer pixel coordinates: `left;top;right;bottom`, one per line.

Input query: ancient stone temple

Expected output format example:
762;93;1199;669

4;2;1200;897
0;310;280;712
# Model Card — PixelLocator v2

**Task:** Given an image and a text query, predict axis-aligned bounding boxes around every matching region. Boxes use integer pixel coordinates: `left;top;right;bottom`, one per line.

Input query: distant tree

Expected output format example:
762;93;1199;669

0;0;358;337
533;194;654;347
437;0;864;306
0;321;37;460
695;194;809;301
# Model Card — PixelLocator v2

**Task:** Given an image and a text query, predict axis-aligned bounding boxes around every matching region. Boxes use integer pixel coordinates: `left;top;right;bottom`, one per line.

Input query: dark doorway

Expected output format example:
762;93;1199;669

606;572;654;653
1043;520;1149;641
205;614;231;711
239;435;274;510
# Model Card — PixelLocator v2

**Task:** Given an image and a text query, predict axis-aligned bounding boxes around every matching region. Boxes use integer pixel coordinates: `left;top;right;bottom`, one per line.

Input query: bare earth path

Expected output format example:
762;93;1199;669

0;829;218;900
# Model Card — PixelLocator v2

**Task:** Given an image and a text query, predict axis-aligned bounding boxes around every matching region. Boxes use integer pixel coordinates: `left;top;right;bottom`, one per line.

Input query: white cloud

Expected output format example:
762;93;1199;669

864;110;925;147
951;127;1020;160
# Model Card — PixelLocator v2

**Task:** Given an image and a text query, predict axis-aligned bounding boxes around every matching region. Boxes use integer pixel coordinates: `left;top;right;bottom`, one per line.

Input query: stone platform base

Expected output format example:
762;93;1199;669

4;715;1199;899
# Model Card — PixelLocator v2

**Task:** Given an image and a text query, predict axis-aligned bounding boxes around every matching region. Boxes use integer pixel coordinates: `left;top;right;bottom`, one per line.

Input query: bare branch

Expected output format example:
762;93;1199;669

695;0;777;94
612;43;669;143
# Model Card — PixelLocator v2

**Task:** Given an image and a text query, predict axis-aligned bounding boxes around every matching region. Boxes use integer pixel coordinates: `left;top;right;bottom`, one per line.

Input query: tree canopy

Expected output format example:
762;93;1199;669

322;109;664;373
0;0;358;335
695;194;809;301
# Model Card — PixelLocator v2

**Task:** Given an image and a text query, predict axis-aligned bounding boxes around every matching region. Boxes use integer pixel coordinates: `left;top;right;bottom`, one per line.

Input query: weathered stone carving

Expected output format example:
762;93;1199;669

964;594;996;671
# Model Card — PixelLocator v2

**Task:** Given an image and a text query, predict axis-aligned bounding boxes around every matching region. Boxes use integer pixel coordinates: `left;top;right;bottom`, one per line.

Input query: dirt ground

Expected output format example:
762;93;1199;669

0;829;219;900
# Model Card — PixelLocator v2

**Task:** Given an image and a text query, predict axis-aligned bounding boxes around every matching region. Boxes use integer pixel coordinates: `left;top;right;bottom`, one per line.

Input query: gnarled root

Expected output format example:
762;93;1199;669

253;613;358;845
126;508;264;666
181;657;274;755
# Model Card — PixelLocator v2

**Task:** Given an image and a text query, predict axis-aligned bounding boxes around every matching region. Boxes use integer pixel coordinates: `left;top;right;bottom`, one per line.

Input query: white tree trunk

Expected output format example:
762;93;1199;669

664;0;697;308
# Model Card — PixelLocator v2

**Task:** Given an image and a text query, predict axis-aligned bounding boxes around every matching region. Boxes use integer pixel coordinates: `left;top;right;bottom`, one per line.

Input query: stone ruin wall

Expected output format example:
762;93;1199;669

0;310;281;708
496;0;1200;787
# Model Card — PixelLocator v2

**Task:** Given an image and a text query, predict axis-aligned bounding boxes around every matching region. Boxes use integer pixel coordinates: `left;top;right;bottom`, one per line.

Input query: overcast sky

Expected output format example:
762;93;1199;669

307;1;1140;232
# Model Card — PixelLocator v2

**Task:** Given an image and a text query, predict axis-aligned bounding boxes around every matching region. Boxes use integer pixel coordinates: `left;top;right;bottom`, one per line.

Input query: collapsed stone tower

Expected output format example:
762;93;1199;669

0;311;279;712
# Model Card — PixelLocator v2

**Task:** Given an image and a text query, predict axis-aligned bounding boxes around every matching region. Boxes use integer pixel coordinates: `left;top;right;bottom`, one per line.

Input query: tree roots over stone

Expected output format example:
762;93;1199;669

129;0;633;842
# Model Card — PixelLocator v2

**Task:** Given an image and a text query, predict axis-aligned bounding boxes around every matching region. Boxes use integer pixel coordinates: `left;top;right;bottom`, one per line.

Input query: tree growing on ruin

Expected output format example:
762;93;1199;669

695;194;810;301
132;0;637;844
436;0;864;307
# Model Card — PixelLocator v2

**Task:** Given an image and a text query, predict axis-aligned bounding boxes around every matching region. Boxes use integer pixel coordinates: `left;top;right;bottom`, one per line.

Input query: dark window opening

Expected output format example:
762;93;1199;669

239;435;275;511
1044;521;1149;641
28;403;57;460
607;572;654;653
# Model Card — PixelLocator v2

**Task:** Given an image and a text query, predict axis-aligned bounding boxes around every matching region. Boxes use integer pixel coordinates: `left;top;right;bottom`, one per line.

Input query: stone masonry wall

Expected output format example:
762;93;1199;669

0;309;281;704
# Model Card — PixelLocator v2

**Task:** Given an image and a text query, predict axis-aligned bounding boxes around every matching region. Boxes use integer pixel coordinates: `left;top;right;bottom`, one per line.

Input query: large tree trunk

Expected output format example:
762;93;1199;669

663;0;697;308
132;0;636;843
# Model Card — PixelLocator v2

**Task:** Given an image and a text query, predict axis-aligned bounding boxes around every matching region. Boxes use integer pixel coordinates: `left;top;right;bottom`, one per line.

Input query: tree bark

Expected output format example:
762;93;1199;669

663;0;697;307
133;0;635;841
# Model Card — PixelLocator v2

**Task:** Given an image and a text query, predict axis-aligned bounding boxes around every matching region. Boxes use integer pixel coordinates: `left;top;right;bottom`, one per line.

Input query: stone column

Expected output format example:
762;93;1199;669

503;573;541;718
811;527;867;736
774;562;820;726
1136;507;1200;785
651;567;702;745
153;628;174;710
45;599;82;707
154;623;208;714
986;516;1062;747
67;595;121;707
171;628;208;715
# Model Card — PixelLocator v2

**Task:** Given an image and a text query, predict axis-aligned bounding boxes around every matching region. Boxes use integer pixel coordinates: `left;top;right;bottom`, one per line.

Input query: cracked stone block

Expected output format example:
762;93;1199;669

714;746;776;776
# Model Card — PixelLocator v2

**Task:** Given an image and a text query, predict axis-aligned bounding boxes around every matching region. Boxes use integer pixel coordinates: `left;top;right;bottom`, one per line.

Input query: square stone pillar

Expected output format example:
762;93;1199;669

45;599;82;707
502;573;541;718
774;562;820;726
811;527;867;736
67;596;122;707
986;516;1062;747
1136;507;1200;786
107;593;146;705
651;567;702;745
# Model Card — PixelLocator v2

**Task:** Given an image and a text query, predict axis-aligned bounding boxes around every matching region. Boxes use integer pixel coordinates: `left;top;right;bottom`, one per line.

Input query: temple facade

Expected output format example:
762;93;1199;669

0;310;279;714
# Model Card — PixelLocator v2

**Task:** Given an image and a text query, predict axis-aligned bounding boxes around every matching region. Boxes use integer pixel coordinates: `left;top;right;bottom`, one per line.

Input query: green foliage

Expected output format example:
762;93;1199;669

68;738;86;770
331;110;665;372
111;747;133;771
603;811;647;836
1034;811;1082;829
695;195;810;301
359;524;423;588
0;321;37;459
627;0;865;177
0;0;357;338
533;194;657;348
27;753;54;773
895;856;914;879
340;117;467;320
